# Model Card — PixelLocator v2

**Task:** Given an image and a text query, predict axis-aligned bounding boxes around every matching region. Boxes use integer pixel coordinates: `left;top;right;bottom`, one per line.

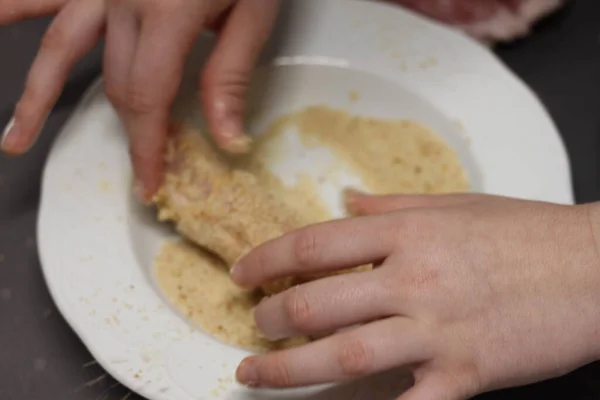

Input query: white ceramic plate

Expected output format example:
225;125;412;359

37;1;573;399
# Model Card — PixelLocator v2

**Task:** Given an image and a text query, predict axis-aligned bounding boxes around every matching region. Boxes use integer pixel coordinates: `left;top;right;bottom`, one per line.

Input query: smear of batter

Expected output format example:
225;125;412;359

154;105;469;352
155;241;309;352
254;105;469;195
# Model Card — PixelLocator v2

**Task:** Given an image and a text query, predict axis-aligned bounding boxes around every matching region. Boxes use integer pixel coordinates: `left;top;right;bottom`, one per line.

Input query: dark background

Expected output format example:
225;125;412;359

1;1;599;399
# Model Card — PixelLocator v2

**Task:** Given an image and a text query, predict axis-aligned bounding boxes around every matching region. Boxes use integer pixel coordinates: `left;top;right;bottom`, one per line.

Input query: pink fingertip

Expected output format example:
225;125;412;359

1;117;20;154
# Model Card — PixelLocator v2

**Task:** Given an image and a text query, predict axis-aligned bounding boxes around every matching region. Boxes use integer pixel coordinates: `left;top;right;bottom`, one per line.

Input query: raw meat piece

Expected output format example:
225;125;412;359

152;126;301;295
381;0;566;43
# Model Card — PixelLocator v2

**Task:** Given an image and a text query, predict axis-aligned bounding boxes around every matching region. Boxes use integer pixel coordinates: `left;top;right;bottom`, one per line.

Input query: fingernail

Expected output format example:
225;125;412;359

230;248;252;284
213;98;251;153
1;112;47;155
236;358;259;387
230;262;244;283
1;117;16;152
221;135;252;154
343;187;366;215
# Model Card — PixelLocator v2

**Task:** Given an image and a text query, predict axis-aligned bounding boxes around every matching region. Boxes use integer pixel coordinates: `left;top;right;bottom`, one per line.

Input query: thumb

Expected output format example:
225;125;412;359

200;0;279;153
343;189;477;216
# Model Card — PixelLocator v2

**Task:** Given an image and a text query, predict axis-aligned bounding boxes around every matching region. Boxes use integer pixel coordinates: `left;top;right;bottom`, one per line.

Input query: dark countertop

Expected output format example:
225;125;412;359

1;2;599;399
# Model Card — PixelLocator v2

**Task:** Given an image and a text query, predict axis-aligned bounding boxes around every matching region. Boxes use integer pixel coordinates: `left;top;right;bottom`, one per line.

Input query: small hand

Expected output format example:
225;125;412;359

1;0;279;202
231;191;600;399
0;0;69;23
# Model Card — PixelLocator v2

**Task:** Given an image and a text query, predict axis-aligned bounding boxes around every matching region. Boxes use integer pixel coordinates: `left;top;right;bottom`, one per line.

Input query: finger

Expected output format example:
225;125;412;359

102;2;142;198
236;317;432;388
255;268;398;340
122;9;203;201
344;189;478;216
1;0;105;155
103;0;139;114
0;0;68;24
231;214;399;289
397;373;464;400
200;0;279;152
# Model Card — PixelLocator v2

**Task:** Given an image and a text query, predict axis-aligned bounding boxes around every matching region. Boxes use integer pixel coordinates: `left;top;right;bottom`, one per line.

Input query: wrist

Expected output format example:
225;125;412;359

587;203;600;261
584;202;600;361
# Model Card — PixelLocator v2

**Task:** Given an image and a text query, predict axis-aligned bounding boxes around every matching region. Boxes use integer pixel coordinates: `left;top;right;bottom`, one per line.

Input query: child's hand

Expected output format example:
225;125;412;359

1;0;279;202
232;192;600;399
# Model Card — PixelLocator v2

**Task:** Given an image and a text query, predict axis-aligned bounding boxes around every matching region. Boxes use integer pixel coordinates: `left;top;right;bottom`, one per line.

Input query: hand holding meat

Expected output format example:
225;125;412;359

232;192;600;399
0;0;279;201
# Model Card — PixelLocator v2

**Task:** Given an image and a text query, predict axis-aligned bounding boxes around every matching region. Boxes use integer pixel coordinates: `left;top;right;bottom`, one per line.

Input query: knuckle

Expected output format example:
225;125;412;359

410;268;440;294
336;337;374;378
283;288;314;331
260;353;292;387
292;230;319;268
382;214;416;251
392;266;441;307
202;67;250;94
379;269;405;304
386;211;436;256
199;71;248;120
125;84;157;114
393;211;423;235
104;82;126;109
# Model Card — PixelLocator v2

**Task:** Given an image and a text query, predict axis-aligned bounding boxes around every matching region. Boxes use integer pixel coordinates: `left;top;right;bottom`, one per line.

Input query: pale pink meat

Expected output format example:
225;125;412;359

380;0;567;43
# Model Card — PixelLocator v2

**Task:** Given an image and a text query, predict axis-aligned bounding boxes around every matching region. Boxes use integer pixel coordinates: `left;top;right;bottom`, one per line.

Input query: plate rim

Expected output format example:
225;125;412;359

37;1;574;399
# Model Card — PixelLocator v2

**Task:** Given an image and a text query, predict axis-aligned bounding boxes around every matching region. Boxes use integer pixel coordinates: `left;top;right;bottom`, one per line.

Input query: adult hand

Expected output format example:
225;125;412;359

0;0;279;201
231;191;600;399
